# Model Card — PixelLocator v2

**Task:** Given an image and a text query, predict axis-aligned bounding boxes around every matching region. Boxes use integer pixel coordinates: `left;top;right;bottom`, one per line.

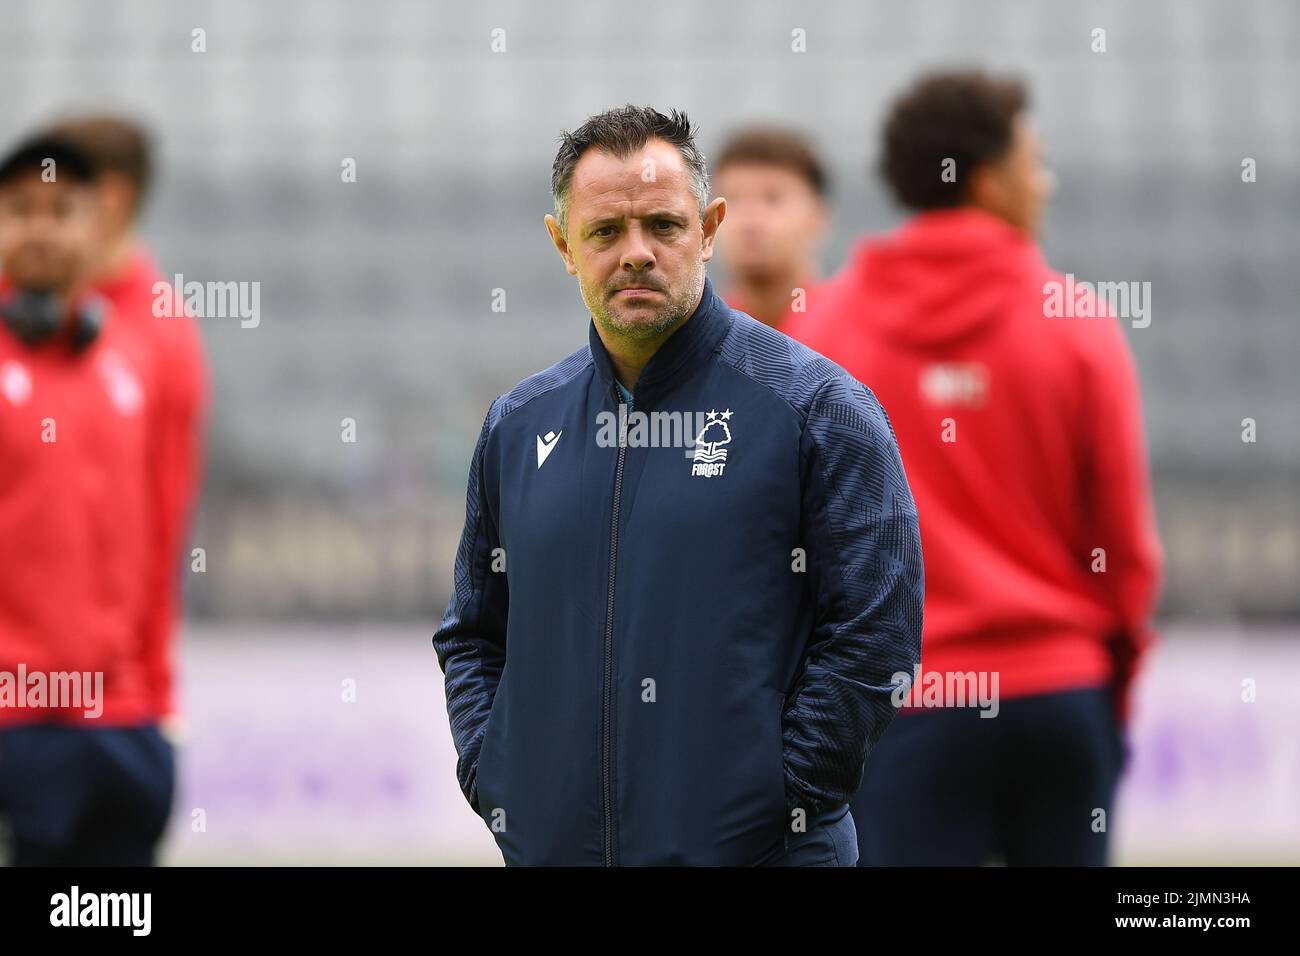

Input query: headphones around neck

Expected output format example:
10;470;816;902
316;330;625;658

0;289;104;353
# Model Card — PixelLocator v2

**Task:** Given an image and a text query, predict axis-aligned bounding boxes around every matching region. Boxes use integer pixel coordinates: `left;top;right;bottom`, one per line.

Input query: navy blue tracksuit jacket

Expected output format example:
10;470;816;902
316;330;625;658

434;275;923;866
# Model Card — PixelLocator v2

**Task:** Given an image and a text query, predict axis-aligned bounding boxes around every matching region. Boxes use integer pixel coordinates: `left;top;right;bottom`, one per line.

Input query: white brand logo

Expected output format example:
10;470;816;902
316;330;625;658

95;350;143;417
1;359;32;406
536;429;562;468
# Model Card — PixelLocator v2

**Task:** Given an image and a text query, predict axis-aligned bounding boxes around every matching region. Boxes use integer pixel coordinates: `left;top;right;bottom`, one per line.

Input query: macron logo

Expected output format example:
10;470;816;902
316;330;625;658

536;429;562;468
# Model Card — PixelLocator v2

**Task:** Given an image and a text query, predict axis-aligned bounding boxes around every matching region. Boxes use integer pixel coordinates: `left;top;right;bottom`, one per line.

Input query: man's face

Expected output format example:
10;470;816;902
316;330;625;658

546;138;725;342
974;114;1053;237
713;163;826;281
0;170;98;293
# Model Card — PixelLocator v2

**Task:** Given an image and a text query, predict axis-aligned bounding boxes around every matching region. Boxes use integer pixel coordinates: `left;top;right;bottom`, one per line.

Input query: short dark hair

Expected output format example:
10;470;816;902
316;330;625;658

714;126;829;197
0;133;100;190
42;115;153;209
551;105;708;233
879;69;1028;211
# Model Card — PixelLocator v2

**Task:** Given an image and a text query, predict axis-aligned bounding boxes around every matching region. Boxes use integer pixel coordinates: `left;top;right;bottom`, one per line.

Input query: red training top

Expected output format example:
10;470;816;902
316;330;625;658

786;208;1163;726
0;250;206;726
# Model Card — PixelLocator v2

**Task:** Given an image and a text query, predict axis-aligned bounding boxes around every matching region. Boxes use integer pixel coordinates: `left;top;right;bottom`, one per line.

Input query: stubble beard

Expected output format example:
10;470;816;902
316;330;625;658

583;258;705;346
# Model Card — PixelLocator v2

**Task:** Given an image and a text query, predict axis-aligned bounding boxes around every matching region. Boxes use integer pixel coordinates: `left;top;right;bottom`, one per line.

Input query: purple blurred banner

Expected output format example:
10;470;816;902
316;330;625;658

166;625;496;865
1114;626;1300;863
163;624;1300;865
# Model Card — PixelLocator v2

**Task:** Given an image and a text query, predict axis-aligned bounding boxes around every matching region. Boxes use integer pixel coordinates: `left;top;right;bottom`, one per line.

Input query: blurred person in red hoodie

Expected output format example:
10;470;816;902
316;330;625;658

787;71;1163;866
712;126;830;329
0;133;176;865
43;116;209;741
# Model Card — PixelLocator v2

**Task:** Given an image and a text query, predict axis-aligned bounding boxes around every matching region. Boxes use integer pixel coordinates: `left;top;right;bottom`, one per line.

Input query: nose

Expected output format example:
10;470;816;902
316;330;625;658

619;221;655;273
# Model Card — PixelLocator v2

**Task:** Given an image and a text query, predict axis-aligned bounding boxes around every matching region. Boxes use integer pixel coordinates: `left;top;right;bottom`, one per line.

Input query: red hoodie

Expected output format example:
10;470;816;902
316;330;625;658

786;208;1163;726
0;281;156;725
0;251;206;726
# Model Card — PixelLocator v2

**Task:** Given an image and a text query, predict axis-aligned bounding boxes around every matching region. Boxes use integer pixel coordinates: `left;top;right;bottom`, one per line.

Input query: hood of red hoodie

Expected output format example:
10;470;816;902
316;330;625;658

846;208;1045;349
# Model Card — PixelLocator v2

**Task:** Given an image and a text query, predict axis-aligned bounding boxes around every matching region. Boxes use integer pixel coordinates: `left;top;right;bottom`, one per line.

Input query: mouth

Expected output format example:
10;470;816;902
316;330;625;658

614;287;661;298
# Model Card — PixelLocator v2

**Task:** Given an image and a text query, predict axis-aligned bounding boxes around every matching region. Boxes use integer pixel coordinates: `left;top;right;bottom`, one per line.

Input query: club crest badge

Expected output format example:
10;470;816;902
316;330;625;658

690;408;732;478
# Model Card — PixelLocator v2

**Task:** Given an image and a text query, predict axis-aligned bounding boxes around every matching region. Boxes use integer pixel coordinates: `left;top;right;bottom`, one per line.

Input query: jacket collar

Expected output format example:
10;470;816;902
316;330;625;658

588;274;732;407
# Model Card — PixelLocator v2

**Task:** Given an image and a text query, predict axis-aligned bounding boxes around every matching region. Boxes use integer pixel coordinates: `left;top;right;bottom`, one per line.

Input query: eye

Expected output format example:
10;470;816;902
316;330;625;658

594;225;615;238
653;219;676;232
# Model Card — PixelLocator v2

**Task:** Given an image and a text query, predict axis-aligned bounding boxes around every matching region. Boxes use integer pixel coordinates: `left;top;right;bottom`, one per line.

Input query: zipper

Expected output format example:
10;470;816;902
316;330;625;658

602;384;629;866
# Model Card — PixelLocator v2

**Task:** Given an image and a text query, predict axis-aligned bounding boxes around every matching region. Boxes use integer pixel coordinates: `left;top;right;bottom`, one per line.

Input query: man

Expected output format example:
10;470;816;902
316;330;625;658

433;105;923;866
712;126;829;330
43;115;208;736
0;134;175;864
788;71;1163;865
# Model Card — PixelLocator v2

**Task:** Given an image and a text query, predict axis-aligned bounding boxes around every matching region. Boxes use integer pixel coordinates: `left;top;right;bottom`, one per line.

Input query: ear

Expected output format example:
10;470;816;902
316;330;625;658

699;196;727;263
99;172;139;234
544;213;578;276
966;162;1001;213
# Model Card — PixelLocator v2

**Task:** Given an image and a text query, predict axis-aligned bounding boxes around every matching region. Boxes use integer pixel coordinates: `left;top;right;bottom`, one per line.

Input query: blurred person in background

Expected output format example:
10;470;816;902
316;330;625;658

787;71;1163;866
712;126;830;330
0;133;176;865
43;115;208;740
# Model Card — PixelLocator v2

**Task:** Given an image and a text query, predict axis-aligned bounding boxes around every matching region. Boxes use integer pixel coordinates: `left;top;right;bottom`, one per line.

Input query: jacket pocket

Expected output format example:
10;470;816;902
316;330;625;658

474;691;505;825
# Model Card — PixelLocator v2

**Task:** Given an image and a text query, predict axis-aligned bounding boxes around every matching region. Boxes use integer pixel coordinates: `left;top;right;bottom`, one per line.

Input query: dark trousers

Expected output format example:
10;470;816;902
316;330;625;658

852;687;1127;866
0;723;175;866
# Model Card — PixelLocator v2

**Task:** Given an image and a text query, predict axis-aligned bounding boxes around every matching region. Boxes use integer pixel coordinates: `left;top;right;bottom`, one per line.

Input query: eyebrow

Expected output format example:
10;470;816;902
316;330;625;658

584;210;688;228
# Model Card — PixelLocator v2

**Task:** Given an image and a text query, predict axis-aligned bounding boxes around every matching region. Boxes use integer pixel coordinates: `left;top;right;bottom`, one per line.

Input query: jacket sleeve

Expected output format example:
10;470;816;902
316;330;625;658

140;310;209;720
785;373;925;816
433;398;509;814
1081;316;1163;728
